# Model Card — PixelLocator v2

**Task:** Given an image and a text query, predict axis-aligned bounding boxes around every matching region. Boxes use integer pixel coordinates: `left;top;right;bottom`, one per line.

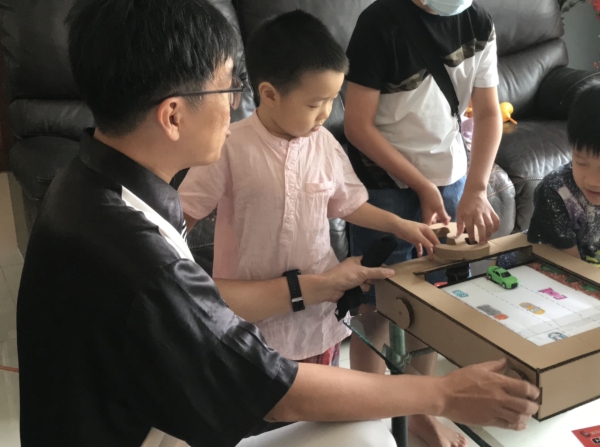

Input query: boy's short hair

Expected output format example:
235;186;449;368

568;84;600;156
66;0;237;137
245;10;349;96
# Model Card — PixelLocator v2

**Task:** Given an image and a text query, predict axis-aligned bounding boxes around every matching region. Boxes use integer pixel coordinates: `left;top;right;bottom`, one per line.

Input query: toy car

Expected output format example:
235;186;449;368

520;302;545;315
486;266;519;289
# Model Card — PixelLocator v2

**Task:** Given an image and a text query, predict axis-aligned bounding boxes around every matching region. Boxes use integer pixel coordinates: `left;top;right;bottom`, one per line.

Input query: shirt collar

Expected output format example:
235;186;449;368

78;128;185;232
249;111;307;152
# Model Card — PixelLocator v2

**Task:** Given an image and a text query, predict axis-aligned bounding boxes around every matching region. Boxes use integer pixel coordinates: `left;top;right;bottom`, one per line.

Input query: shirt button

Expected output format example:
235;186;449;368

285;216;292;222
287;191;292;196
280;141;286;146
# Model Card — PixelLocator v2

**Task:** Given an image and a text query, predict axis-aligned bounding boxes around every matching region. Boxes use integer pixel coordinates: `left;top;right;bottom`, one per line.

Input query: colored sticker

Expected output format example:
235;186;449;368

539;287;568;300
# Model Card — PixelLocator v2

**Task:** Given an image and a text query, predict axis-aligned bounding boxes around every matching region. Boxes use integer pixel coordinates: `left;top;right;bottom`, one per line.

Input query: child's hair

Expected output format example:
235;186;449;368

245;10;349;96
568;84;600;156
66;0;237;137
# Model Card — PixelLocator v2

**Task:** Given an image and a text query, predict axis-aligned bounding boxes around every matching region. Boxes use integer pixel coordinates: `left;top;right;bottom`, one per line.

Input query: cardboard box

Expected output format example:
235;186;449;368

376;228;600;420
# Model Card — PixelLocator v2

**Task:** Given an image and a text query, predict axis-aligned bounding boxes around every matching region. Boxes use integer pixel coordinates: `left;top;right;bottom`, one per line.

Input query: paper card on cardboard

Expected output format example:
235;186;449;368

572;425;600;446
441;263;600;346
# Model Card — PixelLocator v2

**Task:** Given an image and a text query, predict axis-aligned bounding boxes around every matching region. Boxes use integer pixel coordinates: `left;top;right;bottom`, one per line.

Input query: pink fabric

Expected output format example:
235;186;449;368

179;112;368;359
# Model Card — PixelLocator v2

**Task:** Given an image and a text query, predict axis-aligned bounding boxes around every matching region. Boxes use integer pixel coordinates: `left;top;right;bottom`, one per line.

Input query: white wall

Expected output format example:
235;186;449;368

562;1;600;70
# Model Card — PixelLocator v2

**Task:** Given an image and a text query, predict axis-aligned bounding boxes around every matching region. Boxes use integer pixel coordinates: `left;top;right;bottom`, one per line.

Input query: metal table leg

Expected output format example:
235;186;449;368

389;368;409;447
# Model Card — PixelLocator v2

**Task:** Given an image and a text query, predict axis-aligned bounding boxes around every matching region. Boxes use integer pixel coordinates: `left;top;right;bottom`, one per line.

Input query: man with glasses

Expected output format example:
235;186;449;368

17;1;540;447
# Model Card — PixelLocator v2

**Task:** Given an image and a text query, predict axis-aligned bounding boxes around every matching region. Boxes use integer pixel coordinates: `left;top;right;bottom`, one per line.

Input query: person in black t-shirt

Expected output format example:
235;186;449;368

17;1;540;446
344;1;502;446
528;86;600;264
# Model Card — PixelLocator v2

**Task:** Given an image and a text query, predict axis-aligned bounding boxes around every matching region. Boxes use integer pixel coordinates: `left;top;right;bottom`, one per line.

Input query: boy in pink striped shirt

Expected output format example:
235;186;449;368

179;10;439;366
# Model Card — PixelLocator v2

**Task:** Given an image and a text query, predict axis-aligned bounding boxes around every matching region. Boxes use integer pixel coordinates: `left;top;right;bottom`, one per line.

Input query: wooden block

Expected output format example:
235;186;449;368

430;223;490;262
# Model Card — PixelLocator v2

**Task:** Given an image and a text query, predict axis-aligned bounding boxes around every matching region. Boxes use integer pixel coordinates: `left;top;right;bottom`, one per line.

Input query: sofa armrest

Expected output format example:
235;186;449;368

535;67;600;120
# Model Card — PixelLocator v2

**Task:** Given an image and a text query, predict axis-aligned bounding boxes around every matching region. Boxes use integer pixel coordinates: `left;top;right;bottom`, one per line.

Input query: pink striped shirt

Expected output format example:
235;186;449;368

179;112;368;359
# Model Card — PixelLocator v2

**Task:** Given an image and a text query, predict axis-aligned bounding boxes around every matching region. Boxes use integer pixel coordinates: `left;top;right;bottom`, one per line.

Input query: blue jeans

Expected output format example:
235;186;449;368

349;176;466;304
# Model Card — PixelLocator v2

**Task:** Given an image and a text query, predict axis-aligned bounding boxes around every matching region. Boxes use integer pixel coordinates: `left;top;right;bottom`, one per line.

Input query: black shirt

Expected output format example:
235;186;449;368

345;0;496;189
17;129;298;447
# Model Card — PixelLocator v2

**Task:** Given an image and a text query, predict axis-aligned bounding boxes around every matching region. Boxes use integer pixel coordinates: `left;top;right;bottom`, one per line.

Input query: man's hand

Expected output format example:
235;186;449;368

320;257;395;303
438;359;539;430
417;182;451;226
392;219;440;258
456;189;500;243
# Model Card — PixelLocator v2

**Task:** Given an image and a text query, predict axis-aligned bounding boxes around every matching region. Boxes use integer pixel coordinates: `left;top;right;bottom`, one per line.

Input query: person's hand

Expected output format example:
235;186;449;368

438;359;540;430
320;256;395;303
456;189;500;243
417;182;451;226
392;219;440;258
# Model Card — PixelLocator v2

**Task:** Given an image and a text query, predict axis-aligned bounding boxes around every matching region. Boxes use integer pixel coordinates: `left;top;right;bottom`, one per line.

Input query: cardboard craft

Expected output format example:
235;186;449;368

377;224;600;420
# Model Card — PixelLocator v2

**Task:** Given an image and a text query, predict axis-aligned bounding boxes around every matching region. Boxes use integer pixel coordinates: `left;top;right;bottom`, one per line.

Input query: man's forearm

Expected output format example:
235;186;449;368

214;259;394;323
215;275;332;323
266;363;442;422
268;360;540;430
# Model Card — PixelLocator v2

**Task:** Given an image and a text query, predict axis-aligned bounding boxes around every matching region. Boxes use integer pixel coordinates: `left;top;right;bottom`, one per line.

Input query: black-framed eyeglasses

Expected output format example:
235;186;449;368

153;75;246;110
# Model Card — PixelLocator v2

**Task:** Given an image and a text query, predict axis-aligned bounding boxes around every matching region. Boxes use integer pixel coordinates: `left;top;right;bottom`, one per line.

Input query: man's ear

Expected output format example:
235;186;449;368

156;98;183;141
257;82;280;108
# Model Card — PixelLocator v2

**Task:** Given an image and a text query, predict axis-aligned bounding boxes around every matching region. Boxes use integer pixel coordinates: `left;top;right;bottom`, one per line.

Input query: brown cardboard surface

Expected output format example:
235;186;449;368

377;225;600;419
537;351;600;419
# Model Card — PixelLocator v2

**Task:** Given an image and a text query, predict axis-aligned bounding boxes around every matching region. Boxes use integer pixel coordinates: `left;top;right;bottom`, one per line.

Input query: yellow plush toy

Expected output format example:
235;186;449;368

500;102;517;124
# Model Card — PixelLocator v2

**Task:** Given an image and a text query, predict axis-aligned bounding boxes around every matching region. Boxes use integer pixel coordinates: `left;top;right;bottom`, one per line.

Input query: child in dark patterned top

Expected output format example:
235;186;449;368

528;85;600;265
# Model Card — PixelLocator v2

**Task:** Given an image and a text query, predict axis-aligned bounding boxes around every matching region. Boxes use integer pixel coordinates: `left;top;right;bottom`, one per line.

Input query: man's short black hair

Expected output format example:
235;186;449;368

245;10;349;96
568;84;600;157
66;0;237;136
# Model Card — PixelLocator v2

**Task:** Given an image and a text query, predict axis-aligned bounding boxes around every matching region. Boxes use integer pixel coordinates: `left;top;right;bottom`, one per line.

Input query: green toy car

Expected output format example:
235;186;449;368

486;266;519;289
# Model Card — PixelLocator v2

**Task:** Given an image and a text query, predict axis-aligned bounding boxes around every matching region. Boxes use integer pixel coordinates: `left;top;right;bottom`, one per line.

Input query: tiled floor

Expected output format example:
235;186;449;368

0;171;475;447
0;172;22;447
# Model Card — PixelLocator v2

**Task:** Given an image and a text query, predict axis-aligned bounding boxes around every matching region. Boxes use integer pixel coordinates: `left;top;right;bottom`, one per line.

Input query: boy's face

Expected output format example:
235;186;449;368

572;148;600;205
270;70;345;140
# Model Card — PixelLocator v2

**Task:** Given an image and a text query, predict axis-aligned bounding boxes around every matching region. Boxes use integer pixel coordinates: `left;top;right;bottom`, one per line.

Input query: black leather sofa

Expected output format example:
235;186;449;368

2;0;599;274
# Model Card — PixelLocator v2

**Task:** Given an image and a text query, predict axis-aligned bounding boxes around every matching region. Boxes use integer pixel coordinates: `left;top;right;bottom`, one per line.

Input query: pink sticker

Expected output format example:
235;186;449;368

539;287;567;300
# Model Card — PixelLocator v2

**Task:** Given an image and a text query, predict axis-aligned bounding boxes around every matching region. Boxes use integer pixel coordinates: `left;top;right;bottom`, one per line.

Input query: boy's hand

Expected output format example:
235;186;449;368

321;257;395;303
417;182;451;227
456;189;499;243
438;358;539;430
393;220;440;258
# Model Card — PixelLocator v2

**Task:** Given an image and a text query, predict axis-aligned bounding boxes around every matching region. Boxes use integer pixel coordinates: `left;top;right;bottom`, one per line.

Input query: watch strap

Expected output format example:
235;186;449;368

283;269;305;312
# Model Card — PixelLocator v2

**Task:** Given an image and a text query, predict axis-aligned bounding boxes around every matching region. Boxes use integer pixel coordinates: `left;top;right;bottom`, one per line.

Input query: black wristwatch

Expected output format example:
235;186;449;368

283;269;305;312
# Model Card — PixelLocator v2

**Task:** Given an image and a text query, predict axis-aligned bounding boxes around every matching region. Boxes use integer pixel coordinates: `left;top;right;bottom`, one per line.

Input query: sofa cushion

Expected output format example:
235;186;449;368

497;39;568;120
235;0;375;50
9;136;79;200
10;99;94;141
0;0;78;101
209;0;257;123
476;0;563;57
495;120;571;232
536;67;600;120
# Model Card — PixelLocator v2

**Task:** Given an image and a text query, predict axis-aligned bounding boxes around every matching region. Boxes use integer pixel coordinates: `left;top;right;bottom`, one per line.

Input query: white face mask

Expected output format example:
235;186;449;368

422;0;473;16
